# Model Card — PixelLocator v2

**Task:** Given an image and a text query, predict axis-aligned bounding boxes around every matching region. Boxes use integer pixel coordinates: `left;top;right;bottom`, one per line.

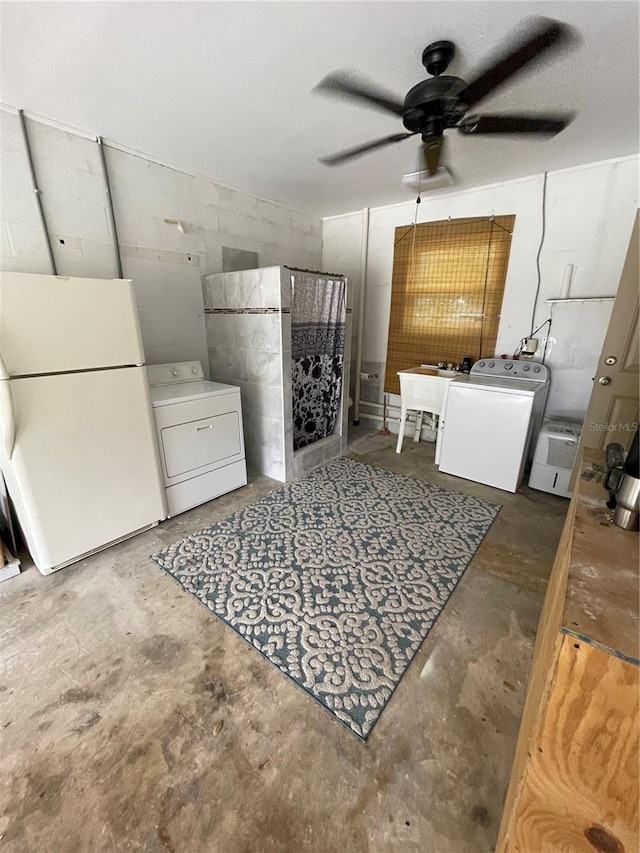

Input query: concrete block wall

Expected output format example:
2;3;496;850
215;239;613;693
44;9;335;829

0;110;322;373
322;211;363;403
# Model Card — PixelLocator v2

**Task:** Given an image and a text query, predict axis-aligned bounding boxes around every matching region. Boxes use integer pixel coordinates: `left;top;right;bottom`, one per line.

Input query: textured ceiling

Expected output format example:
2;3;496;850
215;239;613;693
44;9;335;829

1;1;638;216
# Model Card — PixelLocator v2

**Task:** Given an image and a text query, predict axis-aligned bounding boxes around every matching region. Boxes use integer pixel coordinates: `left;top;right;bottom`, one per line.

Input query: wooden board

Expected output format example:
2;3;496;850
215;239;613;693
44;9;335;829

506;636;639;853
496;496;577;852
562;453;640;663
497;450;640;853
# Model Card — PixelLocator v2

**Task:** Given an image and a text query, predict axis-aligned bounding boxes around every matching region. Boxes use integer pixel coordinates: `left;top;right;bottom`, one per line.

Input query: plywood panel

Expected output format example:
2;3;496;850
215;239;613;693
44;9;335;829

498;450;640;853
496;497;576;852
507;637;639;853
563;458;640;662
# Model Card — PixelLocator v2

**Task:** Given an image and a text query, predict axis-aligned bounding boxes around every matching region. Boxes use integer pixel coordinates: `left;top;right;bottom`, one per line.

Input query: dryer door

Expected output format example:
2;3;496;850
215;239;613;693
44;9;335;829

161;411;242;478
153;391;245;486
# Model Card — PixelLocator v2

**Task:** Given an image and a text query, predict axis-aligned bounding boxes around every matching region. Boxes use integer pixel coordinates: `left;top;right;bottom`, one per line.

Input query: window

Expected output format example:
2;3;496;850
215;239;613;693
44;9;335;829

384;215;515;395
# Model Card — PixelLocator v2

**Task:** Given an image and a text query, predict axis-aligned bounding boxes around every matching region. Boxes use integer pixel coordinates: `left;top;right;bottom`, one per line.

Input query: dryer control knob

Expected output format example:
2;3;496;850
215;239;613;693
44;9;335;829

523;364;530;371
488;361;495;368
504;363;513;370
478;361;486;367
533;366;541;373
172;369;179;376
191;367;197;374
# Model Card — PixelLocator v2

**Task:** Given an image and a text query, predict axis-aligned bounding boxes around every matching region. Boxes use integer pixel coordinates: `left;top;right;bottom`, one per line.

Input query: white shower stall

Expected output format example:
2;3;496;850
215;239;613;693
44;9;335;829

202;266;351;482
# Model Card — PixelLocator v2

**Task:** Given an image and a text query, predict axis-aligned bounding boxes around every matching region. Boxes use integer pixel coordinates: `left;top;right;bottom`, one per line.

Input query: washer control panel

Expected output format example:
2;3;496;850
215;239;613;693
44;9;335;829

470;358;549;382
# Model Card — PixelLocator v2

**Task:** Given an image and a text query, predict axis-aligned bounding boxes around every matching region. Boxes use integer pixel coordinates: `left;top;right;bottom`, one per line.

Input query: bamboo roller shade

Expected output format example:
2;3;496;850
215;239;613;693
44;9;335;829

385;214;516;395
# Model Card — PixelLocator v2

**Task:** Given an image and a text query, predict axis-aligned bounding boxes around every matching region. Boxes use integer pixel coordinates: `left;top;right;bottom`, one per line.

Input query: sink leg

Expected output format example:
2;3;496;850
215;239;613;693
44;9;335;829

413;411;423;442
396;408;408;453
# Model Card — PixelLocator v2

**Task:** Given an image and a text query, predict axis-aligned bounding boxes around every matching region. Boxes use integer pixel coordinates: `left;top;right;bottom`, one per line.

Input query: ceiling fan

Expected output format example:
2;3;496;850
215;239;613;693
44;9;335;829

315;17;578;175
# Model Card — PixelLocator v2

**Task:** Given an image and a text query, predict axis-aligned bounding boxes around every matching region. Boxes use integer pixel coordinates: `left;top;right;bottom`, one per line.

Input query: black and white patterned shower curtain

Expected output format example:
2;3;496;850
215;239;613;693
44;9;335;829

291;273;346;451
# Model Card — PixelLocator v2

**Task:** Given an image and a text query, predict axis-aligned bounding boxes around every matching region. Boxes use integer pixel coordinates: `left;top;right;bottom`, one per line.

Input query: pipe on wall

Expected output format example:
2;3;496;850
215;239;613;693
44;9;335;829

353;206;370;424
358;401;438;439
96;137;123;278
18;109;57;274
359;399;401;414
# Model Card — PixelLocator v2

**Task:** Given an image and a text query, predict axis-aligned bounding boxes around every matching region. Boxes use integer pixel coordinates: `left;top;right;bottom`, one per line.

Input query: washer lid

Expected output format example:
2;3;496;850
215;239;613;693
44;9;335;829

150;380;240;407
450;374;547;395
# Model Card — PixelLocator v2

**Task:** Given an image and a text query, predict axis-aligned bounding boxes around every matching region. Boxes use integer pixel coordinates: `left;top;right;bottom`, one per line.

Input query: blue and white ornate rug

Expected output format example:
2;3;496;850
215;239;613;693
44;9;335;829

151;457;500;739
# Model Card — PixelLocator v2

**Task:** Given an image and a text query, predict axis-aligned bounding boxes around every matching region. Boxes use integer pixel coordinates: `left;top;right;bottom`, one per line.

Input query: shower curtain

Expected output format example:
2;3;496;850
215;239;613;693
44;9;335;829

291;273;346;451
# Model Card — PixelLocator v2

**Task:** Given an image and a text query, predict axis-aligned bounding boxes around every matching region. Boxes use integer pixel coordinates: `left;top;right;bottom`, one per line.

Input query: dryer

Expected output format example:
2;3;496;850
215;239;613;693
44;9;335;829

147;361;247;516
438;359;550;493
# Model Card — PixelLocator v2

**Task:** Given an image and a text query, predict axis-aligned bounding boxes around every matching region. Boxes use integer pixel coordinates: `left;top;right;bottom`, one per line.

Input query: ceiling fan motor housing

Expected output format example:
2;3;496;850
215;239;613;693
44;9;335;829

402;76;466;138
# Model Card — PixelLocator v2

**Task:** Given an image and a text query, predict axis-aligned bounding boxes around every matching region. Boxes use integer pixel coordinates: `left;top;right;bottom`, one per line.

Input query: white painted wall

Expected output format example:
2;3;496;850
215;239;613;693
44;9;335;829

322;211;364;398
322;156;639;421
0;110;322;371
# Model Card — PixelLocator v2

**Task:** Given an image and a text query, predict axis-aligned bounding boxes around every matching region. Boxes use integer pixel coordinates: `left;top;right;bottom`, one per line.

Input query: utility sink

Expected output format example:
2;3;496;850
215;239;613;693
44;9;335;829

417;364;458;378
396;365;460;459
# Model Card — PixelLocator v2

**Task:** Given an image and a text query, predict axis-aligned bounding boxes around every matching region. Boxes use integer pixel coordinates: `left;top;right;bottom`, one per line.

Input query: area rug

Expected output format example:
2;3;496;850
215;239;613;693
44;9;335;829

151;457;500;739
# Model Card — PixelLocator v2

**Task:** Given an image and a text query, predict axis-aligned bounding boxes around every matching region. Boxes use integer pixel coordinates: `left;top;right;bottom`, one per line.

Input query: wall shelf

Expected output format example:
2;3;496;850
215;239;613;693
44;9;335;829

545;296;615;304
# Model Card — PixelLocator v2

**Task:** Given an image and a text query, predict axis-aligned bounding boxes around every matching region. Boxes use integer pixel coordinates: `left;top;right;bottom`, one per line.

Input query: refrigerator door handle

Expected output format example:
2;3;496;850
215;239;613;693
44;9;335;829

0;352;15;458
0;379;15;459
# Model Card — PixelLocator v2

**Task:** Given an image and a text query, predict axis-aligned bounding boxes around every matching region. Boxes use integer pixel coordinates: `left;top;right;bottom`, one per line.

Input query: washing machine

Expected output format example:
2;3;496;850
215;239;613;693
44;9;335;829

147;361;247;516
438;359;550;492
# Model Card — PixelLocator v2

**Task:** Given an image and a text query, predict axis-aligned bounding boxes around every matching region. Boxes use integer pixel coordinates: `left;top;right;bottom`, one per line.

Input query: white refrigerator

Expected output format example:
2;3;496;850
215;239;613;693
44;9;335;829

0;271;167;575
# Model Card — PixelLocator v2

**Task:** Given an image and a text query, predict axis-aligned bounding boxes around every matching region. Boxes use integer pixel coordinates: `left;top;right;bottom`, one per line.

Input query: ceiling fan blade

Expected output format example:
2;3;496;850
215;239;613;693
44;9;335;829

320;133;416;166
314;71;405;117
423;136;445;176
458;114;574;136
458;18;576;109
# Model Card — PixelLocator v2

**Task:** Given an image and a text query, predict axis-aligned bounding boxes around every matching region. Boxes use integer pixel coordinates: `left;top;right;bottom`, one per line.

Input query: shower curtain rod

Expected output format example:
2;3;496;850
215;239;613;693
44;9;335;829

285;265;346;279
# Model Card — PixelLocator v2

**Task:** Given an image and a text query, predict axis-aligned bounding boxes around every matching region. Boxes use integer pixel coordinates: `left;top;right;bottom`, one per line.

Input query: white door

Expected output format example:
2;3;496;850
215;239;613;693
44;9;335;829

0;272;144;375
576;213;639;458
439;385;534;492
2;367;166;573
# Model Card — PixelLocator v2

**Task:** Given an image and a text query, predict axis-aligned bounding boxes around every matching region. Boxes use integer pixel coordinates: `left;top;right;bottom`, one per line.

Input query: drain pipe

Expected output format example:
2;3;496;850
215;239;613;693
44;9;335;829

353;206;370;425
96;137;123;278
18;110;57;274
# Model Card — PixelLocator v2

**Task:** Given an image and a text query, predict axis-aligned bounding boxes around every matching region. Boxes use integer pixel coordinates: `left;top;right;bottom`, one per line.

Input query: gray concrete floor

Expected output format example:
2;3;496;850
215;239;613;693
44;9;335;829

0;434;568;853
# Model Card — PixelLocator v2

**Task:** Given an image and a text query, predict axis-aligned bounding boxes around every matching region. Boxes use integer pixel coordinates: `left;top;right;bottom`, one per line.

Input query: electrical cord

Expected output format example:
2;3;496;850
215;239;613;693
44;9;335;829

513;317;552;360
549;418;580;439
562;420;579;439
408;173;422;282
395;146;425;257
530;171;548;336
478;218;493;359
530;318;552;338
